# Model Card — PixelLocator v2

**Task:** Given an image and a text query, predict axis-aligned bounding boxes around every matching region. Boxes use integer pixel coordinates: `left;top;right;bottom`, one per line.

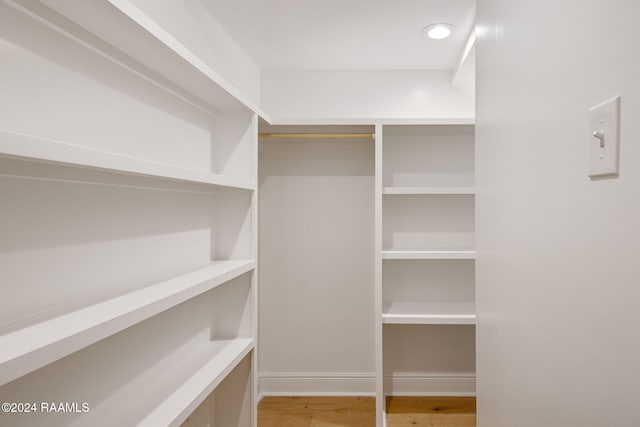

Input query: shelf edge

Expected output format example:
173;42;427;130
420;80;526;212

383;187;476;195
382;314;476;325
381;250;476;260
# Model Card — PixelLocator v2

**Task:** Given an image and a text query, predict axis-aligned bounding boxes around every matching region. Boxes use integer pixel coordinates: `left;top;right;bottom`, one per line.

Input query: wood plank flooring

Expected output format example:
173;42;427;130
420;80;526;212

258;396;476;427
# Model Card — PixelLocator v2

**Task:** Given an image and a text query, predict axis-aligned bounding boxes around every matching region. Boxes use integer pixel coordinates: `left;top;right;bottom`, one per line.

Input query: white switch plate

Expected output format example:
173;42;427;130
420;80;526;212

588;96;620;179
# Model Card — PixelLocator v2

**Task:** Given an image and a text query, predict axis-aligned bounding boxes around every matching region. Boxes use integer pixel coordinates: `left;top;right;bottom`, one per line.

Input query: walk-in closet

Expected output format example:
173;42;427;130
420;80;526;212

3;0;640;426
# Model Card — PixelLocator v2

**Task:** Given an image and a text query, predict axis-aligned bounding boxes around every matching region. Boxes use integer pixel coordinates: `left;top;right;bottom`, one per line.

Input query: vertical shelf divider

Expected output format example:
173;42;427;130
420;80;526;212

250;113;259;427
374;123;385;427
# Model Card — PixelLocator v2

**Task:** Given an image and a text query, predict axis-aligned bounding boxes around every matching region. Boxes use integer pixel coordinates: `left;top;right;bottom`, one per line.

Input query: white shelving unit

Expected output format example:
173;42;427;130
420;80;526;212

0;1;260;426
375;124;476;426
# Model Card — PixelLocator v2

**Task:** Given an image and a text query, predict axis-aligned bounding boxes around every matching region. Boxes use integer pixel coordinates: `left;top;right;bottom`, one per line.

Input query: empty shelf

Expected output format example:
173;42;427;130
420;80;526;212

383;187;475;195
0;260;255;386
66;338;254;427
104;0;267;117
382;250;476;260
137;338;254;427
383;303;476;325
0;129;255;190
17;0;267;119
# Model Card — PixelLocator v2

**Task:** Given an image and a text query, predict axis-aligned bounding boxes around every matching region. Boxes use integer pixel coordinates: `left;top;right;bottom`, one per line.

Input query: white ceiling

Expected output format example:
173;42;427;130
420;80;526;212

199;0;476;70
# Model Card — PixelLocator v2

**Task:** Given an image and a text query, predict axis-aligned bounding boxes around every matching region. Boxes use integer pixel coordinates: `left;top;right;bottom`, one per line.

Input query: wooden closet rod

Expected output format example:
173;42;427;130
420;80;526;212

258;133;375;140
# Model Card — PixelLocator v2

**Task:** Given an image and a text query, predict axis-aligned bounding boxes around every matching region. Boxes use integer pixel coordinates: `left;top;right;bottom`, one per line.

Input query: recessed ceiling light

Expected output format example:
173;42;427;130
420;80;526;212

422;23;454;40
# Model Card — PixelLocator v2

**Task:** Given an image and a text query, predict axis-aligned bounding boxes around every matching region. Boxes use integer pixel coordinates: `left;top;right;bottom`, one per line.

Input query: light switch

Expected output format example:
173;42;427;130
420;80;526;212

588;96;620;179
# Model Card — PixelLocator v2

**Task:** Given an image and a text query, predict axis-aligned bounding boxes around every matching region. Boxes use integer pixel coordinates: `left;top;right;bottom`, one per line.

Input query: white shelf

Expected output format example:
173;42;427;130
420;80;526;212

9;0;269;121
383;187;475;195
0;259;255;386
0;129;255;190
104;0;268;118
74;338;254;426
382;250;476;260
383;303;476;325
137;338;254;427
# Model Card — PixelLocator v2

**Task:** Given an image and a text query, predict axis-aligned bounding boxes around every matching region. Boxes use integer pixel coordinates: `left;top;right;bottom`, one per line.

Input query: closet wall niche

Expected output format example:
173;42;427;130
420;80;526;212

375;123;476;426
256;122;475;427
257;124;376;394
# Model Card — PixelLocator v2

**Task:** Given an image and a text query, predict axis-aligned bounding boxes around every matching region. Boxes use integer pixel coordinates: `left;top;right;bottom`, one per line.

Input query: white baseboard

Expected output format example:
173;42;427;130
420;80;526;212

258;372;375;398
384;373;476;396
258;372;475;399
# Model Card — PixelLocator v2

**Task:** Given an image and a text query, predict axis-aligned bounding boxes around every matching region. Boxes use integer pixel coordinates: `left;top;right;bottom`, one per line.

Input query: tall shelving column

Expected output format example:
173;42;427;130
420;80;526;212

0;1;264;426
375;123;476;426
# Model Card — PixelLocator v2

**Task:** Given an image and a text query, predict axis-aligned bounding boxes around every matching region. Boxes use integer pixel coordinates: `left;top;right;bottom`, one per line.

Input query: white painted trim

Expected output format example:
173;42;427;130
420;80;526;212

374;124;384;427
258;372;375;398
385;373;476;396
250;113;259;427
257;372;476;398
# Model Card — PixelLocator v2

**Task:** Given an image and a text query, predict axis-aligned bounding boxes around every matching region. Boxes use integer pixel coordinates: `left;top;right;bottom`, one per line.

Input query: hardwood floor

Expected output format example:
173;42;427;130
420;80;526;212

258;396;476;427
386;397;476;427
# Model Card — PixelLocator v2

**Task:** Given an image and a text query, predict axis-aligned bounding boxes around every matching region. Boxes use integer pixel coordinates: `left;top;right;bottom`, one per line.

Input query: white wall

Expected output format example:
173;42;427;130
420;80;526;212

262;70;474;121
476;1;640;426
258;132;376;395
